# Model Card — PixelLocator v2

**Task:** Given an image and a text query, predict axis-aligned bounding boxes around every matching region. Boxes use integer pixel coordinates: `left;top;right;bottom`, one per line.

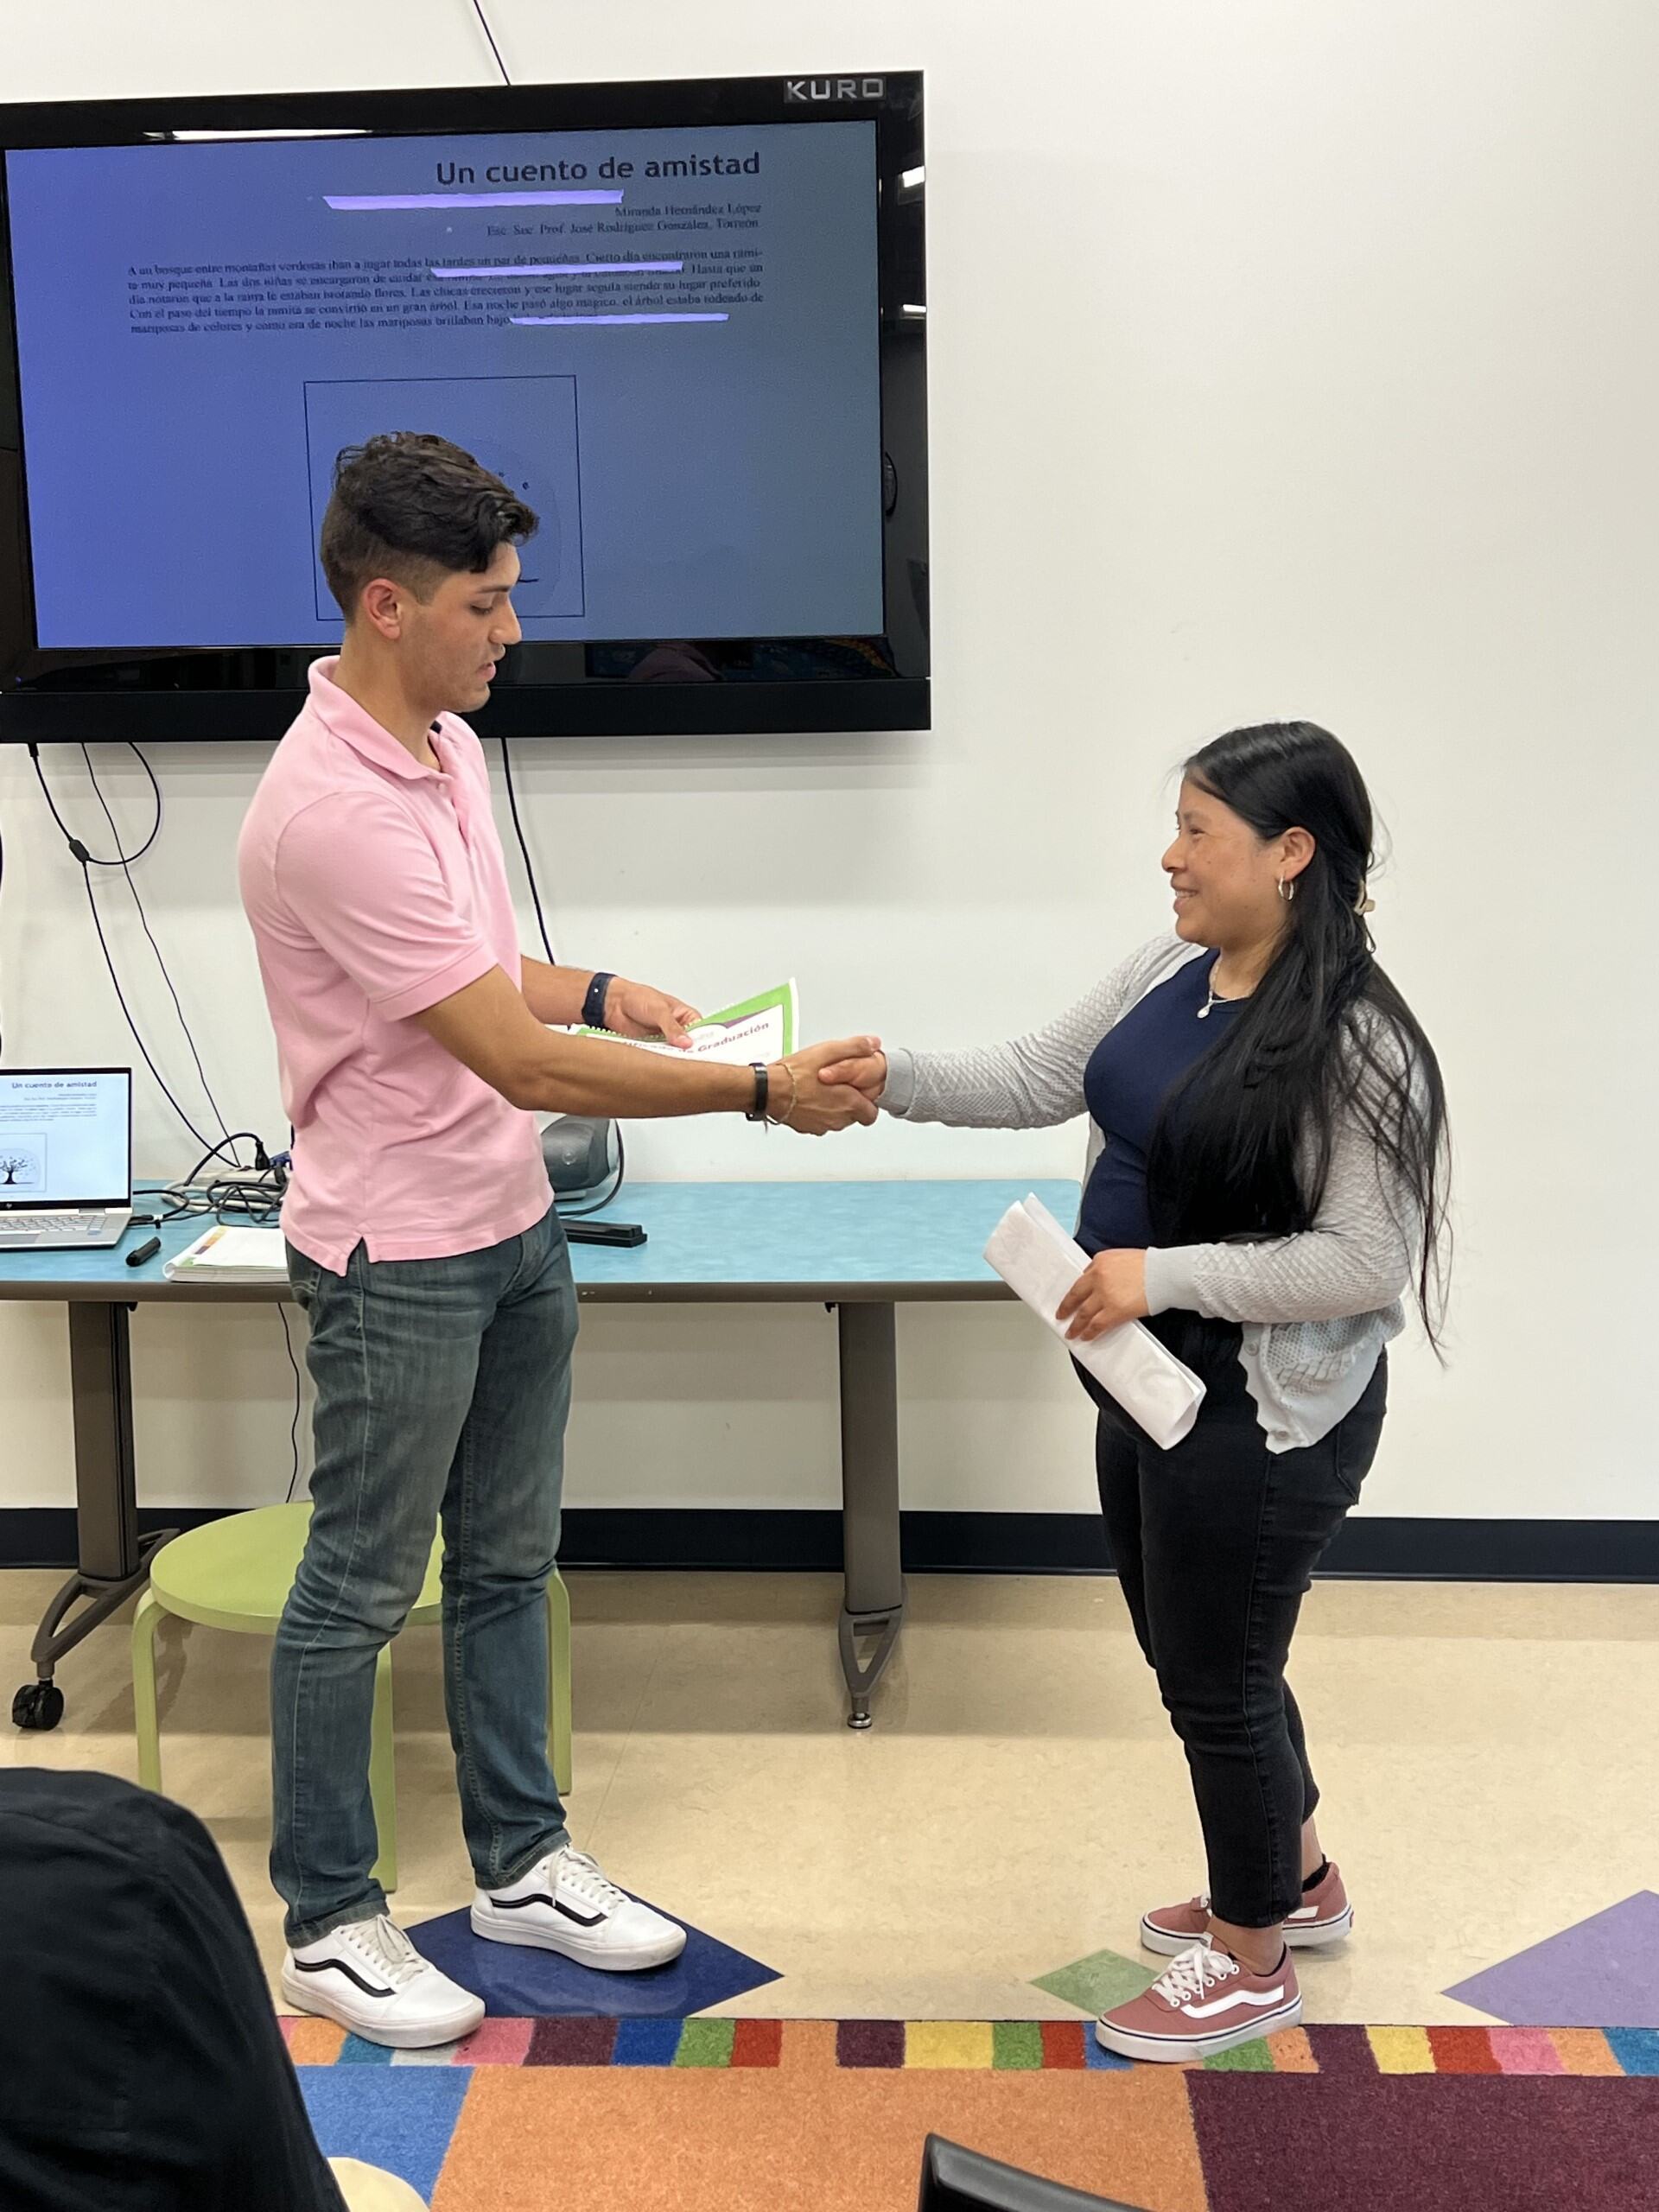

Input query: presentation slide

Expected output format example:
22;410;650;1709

5;122;882;648
0;1072;129;1204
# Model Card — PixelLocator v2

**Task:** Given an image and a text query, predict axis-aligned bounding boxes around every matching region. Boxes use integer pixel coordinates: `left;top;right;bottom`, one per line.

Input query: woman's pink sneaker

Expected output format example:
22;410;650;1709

1140;1861;1354;1956
1096;1941;1302;2063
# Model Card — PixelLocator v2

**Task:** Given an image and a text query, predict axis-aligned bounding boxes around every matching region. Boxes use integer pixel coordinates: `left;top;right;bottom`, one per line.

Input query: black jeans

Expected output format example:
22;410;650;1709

1079;1314;1388;1929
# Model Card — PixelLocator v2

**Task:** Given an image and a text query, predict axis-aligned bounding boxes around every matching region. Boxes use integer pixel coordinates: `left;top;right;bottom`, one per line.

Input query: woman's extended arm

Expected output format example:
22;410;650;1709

835;938;1195;1131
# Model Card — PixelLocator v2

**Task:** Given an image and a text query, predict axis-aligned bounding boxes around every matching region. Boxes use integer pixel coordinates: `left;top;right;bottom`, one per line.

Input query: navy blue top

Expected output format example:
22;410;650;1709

1077;950;1243;1256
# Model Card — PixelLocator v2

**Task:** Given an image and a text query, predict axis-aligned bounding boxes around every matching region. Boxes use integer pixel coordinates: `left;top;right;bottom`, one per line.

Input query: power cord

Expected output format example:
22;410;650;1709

469;0;512;85
30;738;160;864
494;737;632;1217
278;1305;303;1503
497;734;556;963
79;744;245;1163
143;1137;302;1500
29;743;244;1161
35;749;295;1484
556;1126;627;1218
37;741;292;1495
150;1135;289;1225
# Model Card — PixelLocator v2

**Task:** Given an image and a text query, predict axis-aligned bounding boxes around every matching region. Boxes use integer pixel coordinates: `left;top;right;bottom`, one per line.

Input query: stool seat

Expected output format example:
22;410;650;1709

148;1503;443;1634
131;1499;571;1894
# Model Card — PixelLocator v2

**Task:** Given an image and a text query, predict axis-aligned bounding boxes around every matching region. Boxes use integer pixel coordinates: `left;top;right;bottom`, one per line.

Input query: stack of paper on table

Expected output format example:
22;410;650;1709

163;1225;289;1283
983;1193;1205;1449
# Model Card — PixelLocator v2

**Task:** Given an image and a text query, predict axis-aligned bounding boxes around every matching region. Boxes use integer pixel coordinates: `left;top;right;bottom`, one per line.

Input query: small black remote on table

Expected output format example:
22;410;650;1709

563;1221;647;1248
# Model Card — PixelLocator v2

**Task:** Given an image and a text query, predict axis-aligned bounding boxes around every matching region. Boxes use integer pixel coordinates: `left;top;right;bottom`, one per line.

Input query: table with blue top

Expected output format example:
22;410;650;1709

0;1178;1079;1734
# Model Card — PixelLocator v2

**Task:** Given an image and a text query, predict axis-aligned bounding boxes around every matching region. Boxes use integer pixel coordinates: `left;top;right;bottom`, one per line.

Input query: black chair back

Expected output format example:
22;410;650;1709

918;2133;1150;2211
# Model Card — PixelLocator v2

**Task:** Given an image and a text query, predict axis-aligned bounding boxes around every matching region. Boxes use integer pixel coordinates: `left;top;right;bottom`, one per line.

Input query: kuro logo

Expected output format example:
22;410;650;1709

785;77;886;103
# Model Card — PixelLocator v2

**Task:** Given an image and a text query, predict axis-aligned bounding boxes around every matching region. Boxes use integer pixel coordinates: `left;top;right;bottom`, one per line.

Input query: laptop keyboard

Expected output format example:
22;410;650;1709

0;1213;107;1243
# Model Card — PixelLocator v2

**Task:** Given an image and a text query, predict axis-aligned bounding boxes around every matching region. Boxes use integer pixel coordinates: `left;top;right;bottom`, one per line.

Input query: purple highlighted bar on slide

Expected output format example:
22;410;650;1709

510;313;730;327
432;260;684;278
324;190;624;211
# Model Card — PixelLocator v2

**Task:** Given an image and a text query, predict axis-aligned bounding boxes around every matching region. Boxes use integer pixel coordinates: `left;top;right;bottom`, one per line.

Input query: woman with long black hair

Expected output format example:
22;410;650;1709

824;721;1449;2063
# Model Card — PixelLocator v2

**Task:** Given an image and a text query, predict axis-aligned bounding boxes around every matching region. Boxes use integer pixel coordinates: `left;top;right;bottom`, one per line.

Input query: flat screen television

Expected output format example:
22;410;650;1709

0;72;926;741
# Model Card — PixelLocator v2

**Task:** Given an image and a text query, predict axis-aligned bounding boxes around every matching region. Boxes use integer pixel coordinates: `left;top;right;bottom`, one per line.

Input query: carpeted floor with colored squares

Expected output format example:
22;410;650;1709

286;1892;1659;2210
9;1569;1658;2208
289;2013;1659;2211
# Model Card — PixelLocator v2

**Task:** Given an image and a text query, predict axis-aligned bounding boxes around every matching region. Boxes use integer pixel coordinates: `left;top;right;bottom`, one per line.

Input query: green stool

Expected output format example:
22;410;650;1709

130;1502;572;1892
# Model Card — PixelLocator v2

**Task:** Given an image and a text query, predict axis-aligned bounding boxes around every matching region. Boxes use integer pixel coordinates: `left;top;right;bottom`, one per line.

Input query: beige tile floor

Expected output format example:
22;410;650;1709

3;1567;1655;2024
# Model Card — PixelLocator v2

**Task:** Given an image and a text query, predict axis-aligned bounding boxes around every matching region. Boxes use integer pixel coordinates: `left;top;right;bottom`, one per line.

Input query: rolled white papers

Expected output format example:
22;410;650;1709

984;1193;1205;1449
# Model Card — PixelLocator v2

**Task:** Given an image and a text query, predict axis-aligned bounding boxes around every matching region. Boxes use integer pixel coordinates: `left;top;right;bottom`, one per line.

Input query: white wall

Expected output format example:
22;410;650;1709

3;0;1656;1524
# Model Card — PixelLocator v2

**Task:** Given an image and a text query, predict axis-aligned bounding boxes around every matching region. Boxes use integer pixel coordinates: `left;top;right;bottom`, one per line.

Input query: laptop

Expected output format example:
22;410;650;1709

0;1066;134;1249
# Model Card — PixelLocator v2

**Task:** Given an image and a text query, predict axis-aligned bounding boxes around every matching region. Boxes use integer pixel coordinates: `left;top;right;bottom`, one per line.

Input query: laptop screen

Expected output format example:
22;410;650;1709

0;1068;132;1211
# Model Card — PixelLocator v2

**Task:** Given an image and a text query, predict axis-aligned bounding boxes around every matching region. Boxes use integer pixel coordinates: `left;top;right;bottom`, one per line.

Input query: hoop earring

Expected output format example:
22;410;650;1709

1277;878;1297;904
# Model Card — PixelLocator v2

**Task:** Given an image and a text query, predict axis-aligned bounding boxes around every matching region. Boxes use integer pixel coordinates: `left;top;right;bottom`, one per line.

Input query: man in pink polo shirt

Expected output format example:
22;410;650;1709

238;433;875;2049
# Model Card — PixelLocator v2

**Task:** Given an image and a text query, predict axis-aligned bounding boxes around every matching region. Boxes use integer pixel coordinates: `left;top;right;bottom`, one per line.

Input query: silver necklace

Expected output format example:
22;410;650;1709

1197;969;1239;1020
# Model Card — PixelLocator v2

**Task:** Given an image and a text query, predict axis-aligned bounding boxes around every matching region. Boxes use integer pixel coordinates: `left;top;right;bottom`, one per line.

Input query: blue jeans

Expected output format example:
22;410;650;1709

273;1206;575;1948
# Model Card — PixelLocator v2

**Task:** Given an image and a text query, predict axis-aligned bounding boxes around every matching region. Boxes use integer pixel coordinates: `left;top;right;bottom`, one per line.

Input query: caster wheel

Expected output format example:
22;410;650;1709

11;1681;65;1732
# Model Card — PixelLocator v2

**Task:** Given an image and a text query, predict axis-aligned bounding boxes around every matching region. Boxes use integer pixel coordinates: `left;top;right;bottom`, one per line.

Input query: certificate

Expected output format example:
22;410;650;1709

579;980;798;1064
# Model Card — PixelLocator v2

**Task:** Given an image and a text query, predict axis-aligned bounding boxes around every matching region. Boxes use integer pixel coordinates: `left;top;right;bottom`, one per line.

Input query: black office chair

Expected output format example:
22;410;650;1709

918;2133;1150;2211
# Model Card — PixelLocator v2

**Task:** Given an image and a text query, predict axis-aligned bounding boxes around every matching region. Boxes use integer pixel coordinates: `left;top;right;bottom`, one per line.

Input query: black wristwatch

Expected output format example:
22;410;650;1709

746;1062;769;1123
582;972;616;1030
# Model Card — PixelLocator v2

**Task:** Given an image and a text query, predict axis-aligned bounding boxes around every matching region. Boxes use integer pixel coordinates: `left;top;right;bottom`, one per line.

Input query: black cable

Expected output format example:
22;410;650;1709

32;740;161;866
150;1135;283;1226
556;1124;627;1217
145;1141;269;1224
80;866;219;1152
179;1134;270;1185
138;1157;296;1491
80;744;245;1165
469;0;512;85
30;745;224;1152
493;738;629;1217
151;1174;284;1226
493;737;631;1217
497;735;556;963
278;1305;303;1503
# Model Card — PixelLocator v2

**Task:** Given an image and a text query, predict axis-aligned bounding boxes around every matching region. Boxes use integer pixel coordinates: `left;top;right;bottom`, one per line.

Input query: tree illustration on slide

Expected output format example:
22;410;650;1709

0;1154;29;1185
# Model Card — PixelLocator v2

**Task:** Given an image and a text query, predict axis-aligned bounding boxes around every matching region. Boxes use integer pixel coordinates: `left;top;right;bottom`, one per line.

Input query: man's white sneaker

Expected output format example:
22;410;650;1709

281;1914;485;2050
471;1847;687;1972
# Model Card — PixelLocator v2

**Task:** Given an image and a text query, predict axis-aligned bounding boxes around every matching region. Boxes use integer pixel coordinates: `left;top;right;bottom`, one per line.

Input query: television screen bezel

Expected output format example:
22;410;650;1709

0;71;926;742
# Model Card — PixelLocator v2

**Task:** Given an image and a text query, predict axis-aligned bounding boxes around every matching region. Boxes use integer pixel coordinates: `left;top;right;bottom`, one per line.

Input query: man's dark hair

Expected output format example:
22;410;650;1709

319;431;538;618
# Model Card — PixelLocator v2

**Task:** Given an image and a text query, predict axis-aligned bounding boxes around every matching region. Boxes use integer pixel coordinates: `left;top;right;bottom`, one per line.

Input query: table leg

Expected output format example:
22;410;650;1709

836;1300;905;1730
13;1303;173;1732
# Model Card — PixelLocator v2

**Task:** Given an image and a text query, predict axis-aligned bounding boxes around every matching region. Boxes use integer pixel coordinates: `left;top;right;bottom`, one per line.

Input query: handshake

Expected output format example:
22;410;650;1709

764;1039;890;1136
582;978;891;1138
